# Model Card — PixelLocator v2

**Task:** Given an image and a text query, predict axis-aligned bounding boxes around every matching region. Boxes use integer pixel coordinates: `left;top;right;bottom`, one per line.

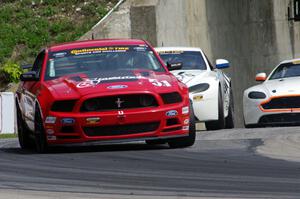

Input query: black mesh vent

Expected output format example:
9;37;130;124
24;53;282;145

83;122;160;137
61;126;75;133
261;97;300;109
51;100;76;112
259;113;300;125
166;118;179;126
160;92;182;104
80;94;158;112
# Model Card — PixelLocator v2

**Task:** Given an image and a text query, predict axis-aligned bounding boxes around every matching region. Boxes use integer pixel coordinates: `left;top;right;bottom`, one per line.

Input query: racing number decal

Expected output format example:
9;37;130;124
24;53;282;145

149;79;171;87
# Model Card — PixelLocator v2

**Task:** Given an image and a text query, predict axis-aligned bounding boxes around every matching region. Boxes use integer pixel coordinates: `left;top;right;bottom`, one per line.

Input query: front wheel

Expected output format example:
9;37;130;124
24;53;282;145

34;108;48;153
225;89;234;129
168;103;196;148
16;104;34;149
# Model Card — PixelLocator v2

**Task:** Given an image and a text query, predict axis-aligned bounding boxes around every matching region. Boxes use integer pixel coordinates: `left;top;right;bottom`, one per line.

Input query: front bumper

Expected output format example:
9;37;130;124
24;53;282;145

243;96;300;126
44;103;190;145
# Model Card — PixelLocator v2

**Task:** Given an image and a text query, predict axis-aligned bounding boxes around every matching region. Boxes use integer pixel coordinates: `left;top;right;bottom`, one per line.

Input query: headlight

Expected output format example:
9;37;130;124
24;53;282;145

248;91;266;99
188;83;209;93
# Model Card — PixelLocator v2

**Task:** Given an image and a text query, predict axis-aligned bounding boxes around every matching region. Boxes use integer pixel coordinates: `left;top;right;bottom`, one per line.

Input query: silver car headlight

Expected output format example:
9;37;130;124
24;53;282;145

248;91;266;99
188;83;209;93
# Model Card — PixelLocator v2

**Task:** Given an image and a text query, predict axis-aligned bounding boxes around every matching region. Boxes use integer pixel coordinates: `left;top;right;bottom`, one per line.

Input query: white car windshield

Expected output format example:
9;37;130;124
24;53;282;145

158;51;207;70
269;63;300;80
45;45;165;80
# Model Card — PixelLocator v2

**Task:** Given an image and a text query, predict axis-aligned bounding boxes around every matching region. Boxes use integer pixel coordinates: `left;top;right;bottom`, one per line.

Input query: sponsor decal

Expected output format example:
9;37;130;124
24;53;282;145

134;46;147;51
47;135;57;141
184;119;189;124
86;117;101;124
159;50;184;54
107;85;128;89
70;47;130;55
193;95;203;101
182;106;189;115
46;129;55;135
182;126;189;131
45;116;56;124
166;110;178;117
77;76;143;88
77;76;172;88
61;118;75;125
53;52;67;58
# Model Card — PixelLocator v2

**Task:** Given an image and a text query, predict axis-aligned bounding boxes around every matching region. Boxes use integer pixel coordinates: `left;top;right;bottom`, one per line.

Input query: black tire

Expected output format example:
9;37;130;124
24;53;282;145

16;103;34;149
205;89;225;130
34;108;48;153
225;89;234;129
145;140;167;145
168;103;196;148
244;123;260;128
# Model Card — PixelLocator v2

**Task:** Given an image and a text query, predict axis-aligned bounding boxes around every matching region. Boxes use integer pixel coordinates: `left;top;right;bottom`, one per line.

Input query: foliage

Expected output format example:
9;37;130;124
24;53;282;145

1;61;22;83
0;0;117;83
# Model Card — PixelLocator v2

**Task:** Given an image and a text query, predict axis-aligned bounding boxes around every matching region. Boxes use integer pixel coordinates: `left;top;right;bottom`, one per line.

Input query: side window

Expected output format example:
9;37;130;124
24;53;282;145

204;54;215;70
32;51;45;76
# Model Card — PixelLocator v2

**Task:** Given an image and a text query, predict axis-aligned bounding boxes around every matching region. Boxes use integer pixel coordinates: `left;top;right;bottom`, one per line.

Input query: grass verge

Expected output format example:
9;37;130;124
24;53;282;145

0;133;17;139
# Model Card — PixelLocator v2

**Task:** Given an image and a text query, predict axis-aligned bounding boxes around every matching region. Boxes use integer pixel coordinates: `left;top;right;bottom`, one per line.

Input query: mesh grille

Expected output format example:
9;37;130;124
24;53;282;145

83;122;160;137
51;100;76;112
261;96;300;109
160;92;182;104
80;94;158;112
259;113;300;124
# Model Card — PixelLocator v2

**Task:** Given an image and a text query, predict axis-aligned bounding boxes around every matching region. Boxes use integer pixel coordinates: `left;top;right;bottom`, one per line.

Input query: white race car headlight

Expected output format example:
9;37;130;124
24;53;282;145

248;91;266;99
188;83;209;93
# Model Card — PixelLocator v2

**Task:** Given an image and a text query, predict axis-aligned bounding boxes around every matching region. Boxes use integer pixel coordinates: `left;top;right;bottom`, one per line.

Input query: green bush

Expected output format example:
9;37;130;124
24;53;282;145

0;0;118;84
1;61;22;83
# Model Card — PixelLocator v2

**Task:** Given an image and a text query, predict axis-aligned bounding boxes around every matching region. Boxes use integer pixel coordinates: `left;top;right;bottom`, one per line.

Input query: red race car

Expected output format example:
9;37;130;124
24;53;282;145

16;39;195;153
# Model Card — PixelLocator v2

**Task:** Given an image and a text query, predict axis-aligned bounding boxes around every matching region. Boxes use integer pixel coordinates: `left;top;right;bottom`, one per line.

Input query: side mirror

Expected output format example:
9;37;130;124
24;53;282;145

167;62;183;71
216;59;230;69
255;73;267;82
20;71;39;81
21;64;32;70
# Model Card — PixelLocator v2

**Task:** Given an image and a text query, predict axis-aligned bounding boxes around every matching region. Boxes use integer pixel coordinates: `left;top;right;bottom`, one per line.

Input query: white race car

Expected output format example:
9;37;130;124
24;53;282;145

155;47;234;130
243;58;300;127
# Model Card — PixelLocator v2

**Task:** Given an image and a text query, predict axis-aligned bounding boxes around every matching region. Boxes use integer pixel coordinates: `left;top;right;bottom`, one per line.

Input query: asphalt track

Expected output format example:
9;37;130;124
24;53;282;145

0;127;300;199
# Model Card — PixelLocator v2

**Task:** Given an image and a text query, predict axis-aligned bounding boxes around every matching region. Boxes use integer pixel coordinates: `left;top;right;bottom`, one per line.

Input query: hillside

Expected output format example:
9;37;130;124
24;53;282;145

0;0;118;84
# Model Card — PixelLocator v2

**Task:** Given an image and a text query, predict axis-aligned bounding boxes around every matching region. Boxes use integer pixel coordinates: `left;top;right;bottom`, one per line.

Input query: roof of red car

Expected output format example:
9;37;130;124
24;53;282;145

49;39;147;52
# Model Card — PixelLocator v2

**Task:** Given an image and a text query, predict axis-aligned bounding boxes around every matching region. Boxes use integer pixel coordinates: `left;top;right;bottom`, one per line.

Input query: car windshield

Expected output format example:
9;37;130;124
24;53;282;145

158;50;206;70
269;63;300;80
45;45;165;80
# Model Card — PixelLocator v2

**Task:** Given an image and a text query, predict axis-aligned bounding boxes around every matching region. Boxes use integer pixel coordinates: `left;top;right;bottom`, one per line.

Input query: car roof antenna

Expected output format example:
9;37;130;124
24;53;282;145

92;33;95;40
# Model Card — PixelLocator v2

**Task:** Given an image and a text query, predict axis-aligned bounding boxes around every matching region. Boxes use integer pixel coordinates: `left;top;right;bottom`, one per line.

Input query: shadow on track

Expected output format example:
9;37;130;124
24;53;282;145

0;142;171;155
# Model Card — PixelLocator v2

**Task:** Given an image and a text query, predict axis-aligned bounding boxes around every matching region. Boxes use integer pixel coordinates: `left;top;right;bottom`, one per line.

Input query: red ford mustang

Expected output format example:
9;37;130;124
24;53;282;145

16;39;195;153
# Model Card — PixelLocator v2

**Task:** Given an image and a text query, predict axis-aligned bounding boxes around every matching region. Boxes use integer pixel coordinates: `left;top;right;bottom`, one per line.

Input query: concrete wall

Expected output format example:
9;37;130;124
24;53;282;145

80;0;300;127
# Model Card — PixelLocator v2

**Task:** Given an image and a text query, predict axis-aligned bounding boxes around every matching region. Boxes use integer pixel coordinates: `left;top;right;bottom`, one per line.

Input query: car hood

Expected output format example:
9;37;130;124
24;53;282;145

44;70;181;99
170;70;208;85
262;76;300;96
